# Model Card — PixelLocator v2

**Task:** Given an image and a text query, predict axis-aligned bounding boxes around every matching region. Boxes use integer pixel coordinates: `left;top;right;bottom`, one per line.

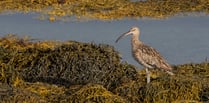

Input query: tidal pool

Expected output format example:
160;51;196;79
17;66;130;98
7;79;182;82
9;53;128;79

0;13;209;67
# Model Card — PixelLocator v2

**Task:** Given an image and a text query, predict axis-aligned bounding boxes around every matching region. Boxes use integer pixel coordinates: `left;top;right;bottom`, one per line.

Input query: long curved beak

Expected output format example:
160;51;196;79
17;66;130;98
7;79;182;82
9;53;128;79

115;31;131;43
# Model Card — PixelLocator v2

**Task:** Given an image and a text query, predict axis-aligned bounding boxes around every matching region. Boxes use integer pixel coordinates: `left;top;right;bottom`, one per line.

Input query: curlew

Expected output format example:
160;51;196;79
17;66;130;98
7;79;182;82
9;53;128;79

115;27;174;83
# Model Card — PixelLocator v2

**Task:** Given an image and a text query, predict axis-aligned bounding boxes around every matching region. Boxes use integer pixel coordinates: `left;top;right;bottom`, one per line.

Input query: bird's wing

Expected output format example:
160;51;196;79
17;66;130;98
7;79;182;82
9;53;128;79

135;44;172;71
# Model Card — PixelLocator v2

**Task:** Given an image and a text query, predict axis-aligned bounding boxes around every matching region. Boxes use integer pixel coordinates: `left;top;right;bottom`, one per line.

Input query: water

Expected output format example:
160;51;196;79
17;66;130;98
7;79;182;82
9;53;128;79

0;13;209;67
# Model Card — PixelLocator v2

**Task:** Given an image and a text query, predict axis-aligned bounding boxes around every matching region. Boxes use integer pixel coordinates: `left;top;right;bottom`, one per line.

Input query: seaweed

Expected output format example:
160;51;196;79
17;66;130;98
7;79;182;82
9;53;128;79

0;0;208;21
63;84;126;103
0;35;209;102
114;62;209;103
16;42;137;90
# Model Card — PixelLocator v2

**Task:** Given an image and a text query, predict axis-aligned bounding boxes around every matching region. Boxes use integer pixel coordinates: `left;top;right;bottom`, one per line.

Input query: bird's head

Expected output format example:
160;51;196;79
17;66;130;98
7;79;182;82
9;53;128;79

115;26;140;43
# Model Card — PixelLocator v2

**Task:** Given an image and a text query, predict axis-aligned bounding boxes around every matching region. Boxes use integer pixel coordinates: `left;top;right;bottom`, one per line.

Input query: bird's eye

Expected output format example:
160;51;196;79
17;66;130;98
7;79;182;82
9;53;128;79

131;29;135;31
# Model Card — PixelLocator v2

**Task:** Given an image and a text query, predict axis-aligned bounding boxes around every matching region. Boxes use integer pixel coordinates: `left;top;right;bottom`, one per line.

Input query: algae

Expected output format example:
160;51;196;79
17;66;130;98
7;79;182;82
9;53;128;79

63;84;126;103
10;40;137;90
0;35;209;102
0;0;208;21
114;62;209;103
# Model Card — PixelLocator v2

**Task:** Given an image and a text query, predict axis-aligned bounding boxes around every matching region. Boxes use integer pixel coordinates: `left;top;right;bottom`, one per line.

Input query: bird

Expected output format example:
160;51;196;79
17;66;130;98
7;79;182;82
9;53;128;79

115;26;174;83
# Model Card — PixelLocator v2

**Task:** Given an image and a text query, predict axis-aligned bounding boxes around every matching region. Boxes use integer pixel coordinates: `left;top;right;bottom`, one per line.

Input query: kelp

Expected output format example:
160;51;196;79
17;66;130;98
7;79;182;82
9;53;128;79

8;40;137;90
0;35;209;102
114;63;209;103
63;84;126;103
0;0;208;21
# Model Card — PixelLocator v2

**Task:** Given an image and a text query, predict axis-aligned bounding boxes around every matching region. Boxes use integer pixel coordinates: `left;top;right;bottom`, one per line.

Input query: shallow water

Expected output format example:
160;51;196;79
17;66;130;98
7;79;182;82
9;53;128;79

0;13;209;67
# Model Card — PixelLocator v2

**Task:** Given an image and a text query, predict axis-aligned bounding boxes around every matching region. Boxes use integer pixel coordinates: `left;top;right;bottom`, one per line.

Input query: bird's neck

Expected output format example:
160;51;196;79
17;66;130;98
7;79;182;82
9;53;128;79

131;34;142;50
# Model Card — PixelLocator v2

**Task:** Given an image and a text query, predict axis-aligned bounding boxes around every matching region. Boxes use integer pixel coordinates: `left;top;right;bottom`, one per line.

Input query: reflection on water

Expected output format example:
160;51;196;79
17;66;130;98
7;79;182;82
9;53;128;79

0;13;209;66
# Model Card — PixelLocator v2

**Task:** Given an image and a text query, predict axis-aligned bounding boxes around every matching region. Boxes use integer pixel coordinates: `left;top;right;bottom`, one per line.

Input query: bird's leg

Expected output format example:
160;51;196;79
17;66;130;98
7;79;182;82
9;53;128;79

145;68;150;83
166;70;174;75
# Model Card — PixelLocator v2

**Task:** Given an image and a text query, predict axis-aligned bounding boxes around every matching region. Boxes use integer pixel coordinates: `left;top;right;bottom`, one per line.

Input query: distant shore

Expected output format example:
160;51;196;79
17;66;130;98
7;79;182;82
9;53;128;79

0;0;208;21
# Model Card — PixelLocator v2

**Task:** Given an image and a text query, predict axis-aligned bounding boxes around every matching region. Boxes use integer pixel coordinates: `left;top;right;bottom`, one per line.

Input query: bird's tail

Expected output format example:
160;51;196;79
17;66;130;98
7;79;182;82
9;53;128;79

166;70;174;75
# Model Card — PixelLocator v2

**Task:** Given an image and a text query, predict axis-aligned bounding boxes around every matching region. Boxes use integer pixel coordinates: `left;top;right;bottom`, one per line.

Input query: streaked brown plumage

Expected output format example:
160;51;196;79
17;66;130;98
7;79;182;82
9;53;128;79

115;26;174;83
